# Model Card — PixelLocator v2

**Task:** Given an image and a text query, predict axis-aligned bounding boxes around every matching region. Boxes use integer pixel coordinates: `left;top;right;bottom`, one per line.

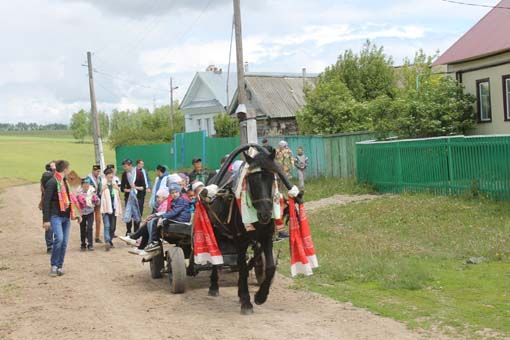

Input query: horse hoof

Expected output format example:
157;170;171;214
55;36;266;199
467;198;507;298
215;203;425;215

254;292;268;305
240;307;254;315
208;289;219;297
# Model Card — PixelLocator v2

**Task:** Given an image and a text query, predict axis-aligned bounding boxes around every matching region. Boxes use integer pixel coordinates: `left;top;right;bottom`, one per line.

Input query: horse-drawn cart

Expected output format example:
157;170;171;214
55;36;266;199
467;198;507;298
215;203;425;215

145;218;266;294
138;143;314;314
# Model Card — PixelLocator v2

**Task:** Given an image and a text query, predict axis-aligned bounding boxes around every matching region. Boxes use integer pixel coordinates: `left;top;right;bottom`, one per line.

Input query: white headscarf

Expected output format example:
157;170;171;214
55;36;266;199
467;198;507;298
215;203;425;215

156;187;169;199
278;140;288;148
168;173;182;185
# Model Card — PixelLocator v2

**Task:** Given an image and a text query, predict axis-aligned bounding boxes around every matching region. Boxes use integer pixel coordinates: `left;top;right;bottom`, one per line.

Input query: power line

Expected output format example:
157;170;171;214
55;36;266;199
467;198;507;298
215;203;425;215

151;0;214;64
440;0;510;9
87;0;213;104
93;68;169;93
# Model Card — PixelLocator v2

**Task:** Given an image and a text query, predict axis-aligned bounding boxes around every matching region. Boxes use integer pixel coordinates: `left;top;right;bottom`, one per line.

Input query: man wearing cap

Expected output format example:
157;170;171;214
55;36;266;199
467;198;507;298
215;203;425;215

86;165;104;243
188;158;209;186
120;159;147;234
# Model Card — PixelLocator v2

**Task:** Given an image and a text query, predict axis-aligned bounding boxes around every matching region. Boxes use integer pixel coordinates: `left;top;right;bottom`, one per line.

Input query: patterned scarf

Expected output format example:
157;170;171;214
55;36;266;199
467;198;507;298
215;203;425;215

54;172;79;219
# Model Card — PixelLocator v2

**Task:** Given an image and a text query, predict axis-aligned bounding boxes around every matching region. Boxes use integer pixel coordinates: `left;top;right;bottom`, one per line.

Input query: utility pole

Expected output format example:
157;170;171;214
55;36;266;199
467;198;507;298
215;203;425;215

233;0;257;144
86;51;105;170
169;77;178;129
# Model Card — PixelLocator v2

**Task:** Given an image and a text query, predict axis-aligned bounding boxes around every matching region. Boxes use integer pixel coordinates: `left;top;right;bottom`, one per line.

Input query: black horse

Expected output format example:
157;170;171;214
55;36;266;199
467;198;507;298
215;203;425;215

202;144;294;315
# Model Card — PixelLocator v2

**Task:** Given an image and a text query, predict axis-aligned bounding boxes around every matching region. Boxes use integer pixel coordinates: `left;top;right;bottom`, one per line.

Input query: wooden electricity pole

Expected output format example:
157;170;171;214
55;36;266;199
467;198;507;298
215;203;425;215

170;77;174;129
233;0;257;144
86;51;105;170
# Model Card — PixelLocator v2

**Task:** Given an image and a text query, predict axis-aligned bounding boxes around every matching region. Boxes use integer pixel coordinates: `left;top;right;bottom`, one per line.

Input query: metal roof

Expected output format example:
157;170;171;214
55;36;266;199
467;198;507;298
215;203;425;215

198;71;237;107
433;0;510;65
180;71;237;110
240;74;317;119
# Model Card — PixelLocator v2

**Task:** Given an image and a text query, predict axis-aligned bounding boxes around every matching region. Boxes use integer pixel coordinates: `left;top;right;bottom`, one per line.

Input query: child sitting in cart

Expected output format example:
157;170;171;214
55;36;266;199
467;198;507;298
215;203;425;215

120;186;170;255
144;183;192;252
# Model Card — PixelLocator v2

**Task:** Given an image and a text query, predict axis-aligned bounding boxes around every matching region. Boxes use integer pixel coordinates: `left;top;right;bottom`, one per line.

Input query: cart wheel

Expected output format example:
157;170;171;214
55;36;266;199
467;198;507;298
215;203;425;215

254;253;266;286
168;247;186;294
150;251;164;279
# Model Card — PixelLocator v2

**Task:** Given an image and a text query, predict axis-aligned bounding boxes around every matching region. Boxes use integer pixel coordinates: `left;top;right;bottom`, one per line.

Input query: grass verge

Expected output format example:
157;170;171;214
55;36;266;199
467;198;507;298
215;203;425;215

298;177;375;202
276;193;510;338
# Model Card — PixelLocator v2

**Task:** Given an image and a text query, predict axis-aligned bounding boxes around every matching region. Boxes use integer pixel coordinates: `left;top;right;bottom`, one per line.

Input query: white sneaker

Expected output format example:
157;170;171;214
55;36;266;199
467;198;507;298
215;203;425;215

138;250;149;257
128;247;143;255
120;236;137;247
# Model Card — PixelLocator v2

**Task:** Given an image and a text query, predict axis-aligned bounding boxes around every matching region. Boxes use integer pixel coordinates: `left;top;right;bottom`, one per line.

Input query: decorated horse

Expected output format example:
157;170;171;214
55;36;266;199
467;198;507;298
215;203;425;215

195;143;318;315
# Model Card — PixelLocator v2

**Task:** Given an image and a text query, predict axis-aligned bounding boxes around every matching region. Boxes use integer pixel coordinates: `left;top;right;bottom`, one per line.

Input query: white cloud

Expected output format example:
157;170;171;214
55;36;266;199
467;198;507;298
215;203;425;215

0;0;492;123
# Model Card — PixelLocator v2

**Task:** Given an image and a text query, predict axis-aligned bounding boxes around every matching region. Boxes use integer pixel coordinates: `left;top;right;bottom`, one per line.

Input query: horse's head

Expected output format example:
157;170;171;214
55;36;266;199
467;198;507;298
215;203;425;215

244;149;278;225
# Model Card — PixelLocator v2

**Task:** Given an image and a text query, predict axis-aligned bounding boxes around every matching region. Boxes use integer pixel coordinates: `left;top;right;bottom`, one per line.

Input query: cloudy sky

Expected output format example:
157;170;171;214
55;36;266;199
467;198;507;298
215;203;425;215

0;0;496;124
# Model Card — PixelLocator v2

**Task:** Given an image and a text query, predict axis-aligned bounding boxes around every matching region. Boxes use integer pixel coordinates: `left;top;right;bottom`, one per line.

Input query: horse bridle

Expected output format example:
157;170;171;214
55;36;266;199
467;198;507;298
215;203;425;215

245;168;277;208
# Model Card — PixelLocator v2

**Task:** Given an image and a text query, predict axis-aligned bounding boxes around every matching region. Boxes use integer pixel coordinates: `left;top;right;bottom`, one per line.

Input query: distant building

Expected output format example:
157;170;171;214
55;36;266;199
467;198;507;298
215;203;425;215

180;65;237;136
433;0;510;135
228;72;317;136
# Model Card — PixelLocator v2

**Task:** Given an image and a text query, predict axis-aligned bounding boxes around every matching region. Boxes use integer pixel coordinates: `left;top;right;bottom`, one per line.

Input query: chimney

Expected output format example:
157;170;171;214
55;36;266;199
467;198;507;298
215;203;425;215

244;61;249;73
302;67;307;88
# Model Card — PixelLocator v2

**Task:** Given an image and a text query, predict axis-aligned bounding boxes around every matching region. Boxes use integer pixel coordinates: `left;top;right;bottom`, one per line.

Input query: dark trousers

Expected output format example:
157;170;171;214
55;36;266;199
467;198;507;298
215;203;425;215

79;212;94;247
125;194;145;234
110;213;117;238
149;218;161;244
130;223;150;250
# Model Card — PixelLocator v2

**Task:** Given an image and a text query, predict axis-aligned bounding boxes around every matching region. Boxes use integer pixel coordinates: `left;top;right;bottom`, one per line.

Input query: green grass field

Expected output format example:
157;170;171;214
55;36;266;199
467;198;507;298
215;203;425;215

276;193;510;338
0;134;115;186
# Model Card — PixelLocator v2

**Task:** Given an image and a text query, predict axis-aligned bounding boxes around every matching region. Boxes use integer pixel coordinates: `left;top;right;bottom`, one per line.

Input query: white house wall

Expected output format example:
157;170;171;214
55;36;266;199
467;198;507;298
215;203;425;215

183;105;224;136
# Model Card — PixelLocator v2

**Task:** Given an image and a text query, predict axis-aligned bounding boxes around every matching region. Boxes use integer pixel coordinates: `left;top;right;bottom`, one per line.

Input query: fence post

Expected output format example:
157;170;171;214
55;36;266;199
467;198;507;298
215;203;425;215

447;137;454;195
396;142;403;191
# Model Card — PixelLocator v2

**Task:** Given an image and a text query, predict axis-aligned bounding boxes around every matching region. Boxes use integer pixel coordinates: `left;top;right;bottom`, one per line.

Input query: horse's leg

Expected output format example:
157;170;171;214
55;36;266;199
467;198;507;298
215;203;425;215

208;265;219;297
237;243;253;315
254;235;276;305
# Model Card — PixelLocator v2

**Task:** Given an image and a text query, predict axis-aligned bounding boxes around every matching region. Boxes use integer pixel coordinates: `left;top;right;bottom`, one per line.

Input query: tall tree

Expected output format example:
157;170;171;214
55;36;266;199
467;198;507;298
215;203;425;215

70;109;89;143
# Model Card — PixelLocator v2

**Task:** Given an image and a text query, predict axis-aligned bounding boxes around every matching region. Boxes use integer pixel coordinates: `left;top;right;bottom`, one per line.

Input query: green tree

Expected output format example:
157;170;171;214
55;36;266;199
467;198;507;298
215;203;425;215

298;41;394;134
395;76;476;138
108;105;185;148
323;41;395;102
99;112;110;138
297;80;370;134
213;113;239;137
70;109;89;143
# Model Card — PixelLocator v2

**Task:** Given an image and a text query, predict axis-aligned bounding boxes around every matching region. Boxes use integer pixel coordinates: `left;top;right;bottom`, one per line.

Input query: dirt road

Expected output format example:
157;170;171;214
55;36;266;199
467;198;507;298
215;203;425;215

0;185;437;340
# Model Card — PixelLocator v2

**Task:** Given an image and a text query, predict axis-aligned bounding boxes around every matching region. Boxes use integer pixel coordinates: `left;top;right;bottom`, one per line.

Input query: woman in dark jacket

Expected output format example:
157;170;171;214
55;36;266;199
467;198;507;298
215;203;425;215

42;160;80;277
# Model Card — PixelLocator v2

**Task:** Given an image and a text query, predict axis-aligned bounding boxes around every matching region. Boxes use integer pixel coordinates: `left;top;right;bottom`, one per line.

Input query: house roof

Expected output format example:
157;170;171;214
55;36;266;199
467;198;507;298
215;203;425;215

433;0;510;66
229;73;318;119
180;71;237;110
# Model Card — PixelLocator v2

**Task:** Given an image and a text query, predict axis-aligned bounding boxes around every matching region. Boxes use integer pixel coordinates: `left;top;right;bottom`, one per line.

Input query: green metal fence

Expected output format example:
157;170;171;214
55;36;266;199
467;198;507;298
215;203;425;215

116;132;241;172
356;135;510;199
115;131;375;178
264;132;375;178
116;143;174;172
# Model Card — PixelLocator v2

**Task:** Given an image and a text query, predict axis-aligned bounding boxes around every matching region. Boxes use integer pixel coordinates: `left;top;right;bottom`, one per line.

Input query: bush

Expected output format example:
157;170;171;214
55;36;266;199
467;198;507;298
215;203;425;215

213;113;239;137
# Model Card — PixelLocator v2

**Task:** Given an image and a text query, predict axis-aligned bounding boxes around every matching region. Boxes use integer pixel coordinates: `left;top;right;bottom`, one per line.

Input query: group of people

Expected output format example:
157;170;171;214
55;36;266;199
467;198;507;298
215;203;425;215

39;140;307;277
262;139;309;190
